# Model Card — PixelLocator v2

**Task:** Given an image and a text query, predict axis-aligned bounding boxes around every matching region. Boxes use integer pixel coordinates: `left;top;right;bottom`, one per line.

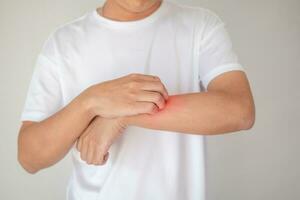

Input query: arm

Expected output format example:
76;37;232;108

18;73;168;174
76;116;127;165
76;71;255;166
124;71;255;135
18;95;95;174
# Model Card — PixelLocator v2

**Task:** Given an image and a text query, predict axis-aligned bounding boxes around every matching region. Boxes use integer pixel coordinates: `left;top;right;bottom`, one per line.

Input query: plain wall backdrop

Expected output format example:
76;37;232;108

0;0;299;199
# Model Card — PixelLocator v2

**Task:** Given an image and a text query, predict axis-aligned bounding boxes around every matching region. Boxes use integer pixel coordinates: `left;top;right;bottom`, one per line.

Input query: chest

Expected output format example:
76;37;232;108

60;24;197;105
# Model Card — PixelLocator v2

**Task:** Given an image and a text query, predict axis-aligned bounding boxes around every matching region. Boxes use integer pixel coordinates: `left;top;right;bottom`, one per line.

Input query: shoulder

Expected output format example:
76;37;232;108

39;12;92;61
165;1;225;29
47;12;90;45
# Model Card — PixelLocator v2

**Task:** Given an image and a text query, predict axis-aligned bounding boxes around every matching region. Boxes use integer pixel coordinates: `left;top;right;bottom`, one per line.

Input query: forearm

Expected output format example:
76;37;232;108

18;94;95;173
18;73;171;173
124;92;253;135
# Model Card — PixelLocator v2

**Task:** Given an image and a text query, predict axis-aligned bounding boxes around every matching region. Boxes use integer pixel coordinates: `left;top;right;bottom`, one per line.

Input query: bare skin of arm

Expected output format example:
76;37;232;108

18;98;95;174
76;117;127;165
18;74;168;174
78;71;255;165
125;71;255;135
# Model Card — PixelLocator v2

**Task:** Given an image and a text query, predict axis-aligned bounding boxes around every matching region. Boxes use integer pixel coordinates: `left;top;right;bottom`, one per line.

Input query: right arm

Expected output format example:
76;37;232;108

18;73;168;174
18;94;95;174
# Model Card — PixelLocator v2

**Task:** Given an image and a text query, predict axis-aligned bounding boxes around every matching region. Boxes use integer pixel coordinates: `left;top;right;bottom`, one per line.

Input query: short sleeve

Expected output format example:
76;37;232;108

197;10;245;91
20;34;63;122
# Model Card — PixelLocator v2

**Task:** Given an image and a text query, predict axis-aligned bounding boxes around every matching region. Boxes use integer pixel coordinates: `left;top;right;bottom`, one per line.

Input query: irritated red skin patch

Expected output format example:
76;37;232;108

147;95;183;118
126;95;185;128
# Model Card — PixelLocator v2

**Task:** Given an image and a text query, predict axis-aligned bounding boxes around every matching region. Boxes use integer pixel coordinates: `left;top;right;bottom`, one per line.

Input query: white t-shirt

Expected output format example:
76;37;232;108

21;1;245;199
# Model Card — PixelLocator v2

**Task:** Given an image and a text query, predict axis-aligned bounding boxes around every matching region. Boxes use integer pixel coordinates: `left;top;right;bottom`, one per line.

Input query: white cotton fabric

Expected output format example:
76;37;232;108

20;1;245;199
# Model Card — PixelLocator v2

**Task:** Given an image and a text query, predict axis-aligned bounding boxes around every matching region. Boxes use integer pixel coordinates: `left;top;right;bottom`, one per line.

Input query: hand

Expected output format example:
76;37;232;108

82;73;169;118
76;116;127;165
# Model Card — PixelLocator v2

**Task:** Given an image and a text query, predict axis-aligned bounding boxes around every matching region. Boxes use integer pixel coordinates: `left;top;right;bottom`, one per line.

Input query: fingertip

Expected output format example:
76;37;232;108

104;152;109;160
158;100;166;110
102;152;109;164
164;93;169;101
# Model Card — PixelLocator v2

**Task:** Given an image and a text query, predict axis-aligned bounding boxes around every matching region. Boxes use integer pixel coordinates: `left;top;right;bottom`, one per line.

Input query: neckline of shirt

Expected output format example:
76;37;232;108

91;0;169;30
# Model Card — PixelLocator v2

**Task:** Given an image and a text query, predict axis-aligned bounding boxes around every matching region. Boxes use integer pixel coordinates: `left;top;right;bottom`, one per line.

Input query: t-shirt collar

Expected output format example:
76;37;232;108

91;0;169;30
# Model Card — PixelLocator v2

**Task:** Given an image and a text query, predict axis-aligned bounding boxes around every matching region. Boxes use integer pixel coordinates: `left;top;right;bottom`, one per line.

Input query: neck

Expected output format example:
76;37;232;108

97;0;162;22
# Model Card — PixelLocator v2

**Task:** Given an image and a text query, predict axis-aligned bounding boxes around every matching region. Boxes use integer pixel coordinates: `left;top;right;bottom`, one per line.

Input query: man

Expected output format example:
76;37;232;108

18;0;255;199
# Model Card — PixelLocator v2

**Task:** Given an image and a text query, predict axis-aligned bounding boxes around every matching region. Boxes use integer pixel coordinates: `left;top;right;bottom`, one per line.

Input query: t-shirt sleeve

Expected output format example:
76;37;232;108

20;34;64;122
197;9;245;91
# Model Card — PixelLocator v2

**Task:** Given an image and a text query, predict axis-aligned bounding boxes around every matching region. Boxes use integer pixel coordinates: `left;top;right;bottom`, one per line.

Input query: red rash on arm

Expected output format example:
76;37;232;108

124;92;252;135
124;93;213;134
124;71;255;135
145;95;184;120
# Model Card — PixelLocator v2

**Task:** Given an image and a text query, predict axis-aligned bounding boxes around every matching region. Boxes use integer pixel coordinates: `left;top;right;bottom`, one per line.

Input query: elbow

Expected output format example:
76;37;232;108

18;125;45;174
240;113;255;130
18;152;40;174
18;140;55;174
18;136;41;174
237;104;256;131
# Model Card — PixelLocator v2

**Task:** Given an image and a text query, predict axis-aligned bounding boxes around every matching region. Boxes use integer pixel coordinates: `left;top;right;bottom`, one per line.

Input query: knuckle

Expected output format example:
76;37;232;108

99;149;106;156
153;76;160;81
126;101;135;109
97;145;107;155
147;103;156;112
129;73;139;79
128;81;139;89
98;161;105;166
94;162;102;166
128;90;137;98
87;160;92;165
157;83;164;90
93;161;100;166
154;94;163;102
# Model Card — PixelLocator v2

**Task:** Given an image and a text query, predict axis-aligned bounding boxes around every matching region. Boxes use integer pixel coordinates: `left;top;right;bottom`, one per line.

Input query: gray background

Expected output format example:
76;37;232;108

0;0;299;199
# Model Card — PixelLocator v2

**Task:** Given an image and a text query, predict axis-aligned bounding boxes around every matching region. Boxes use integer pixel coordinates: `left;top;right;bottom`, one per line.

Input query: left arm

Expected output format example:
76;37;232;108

77;71;255;165
124;70;255;135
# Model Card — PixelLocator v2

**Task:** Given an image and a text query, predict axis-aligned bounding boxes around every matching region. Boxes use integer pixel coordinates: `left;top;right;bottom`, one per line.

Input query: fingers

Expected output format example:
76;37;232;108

103;152;109;164
93;146;102;165
127;73;169;100
93;146;105;165
127;73;161;82
130;101;159;115
86;143;94;164
94;148;109;166
78;136;94;164
80;138;89;161
78;136;110;165
76;138;81;151
135;91;166;109
139;81;169;100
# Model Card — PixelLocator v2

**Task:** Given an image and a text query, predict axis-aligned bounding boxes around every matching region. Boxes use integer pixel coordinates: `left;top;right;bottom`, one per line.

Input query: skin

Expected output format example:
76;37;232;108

18;0;255;171
99;0;163;21
76;117;127;165
18;73;169;173
77;71;255;165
